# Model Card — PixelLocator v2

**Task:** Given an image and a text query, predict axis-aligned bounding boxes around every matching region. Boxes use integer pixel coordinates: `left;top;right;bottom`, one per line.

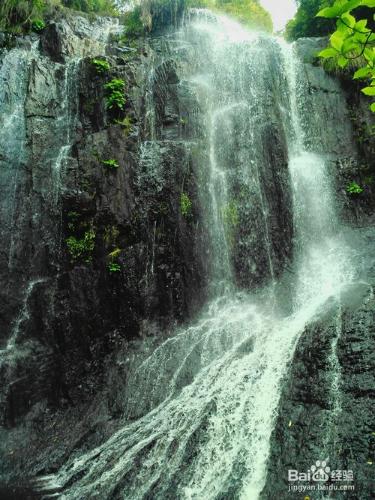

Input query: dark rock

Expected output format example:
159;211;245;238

262;277;375;500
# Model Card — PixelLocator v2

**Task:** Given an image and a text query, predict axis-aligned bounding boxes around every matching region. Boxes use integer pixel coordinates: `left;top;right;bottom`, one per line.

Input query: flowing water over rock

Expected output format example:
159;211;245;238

0;42;38;283
0;17;120;425
48;11;359;499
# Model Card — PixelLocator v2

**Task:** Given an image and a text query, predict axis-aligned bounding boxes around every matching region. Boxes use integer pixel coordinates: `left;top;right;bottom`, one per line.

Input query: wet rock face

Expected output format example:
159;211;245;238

0;15;207;427
0;19;374;492
260;39;375;499
294;37;375;225
262;230;375;500
231;116;292;289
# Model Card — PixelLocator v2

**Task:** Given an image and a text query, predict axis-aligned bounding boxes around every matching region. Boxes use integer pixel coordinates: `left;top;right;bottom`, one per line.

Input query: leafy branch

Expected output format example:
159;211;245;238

317;0;375;112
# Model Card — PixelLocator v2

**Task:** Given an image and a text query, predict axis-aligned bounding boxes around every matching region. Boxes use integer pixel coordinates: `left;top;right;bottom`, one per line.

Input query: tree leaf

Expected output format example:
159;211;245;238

370;102;375;112
342;36;360;55
355;19;368;32
317;0;363;18
362;86;375;96
353;67;372;79
318;47;338;58
364;48;375;65
317;5;342;18
336;18;352;35
338;55;349;68
341;12;356;28
354;30;370;43
340;0;364;13
330;31;344;51
361;0;375;7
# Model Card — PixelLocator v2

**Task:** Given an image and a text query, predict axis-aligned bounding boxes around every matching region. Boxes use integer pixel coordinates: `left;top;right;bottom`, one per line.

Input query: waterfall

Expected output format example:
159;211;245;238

0;42;38;277
183;11;285;293
2;278;47;353
51;58;81;206
47;11;355;500
279;41;353;310
0;18;119;425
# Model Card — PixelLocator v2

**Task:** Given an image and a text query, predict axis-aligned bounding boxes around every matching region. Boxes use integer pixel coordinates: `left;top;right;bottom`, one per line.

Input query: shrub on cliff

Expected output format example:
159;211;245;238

0;0;117;33
285;0;335;40
213;0;273;32
186;0;272;31
61;0;117;15
104;78;126;110
285;0;374;40
129;0;272;34
317;0;375;112
0;0;54;33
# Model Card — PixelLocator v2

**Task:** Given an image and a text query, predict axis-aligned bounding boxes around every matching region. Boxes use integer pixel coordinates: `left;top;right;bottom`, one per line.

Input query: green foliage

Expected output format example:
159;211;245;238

67;210;80;218
32;18;46;31
67;210;80;231
114;115;133;135
180;192;193;217
123;6;144;38
0;0;117;33
213;0;273;32
108;262;121;273
222;201;239;227
317;0;375;111
285;0;335;40
102;158;119;168
222;201;239;246
158;201;169;215
186;0;212;6
0;0;49;33
107;246;122;273
61;0;117;15
346;181;364;193
92;58;111;74
103;225;120;246
66;228;95;263
120;0;272;36
104;78;126;110
108;247;121;259
186;0;272;31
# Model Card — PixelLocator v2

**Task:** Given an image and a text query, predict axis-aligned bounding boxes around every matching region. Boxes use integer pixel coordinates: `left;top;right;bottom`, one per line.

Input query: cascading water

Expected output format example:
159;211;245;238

0;18;120;425
0;42;38;279
52;59;81;206
46;11;355;500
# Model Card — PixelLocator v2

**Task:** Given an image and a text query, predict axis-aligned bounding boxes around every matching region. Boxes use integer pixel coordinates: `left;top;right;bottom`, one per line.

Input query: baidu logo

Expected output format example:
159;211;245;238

310;460;331;482
288;458;355;494
288;458;330;483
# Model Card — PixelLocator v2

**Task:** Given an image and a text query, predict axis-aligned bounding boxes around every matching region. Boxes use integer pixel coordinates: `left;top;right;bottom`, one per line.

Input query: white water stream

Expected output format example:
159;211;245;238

50;11;355;500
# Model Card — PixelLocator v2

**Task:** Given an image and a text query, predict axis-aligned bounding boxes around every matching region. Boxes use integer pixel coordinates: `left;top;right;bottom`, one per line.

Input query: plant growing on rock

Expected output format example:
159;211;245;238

180;192;193;217
346;181;364;194
104;78;126;111
222;201;239;246
103;225;120;246
102;158;119;169
62;0;118;15
67;210;80;231
108;247;122;259
317;0;375;112
31;18;46;32
66;228;96;263
0;0;118;33
114;115;133;135
222;201;239;228
107;247;122;273
0;1;47;33
123;6;144;38
92;58;111;74
108;262;121;273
